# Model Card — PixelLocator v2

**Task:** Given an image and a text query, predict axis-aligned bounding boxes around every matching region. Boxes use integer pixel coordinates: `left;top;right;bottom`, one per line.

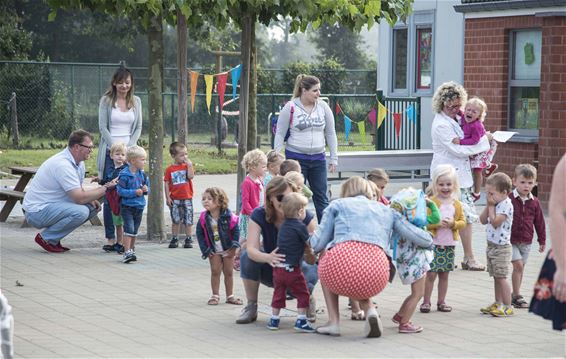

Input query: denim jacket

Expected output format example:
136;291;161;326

196;209;240;259
308;195;433;256
117;165;150;209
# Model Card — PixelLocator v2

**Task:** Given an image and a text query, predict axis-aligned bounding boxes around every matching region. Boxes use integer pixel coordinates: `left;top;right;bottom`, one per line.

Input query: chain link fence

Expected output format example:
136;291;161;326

0;61;377;149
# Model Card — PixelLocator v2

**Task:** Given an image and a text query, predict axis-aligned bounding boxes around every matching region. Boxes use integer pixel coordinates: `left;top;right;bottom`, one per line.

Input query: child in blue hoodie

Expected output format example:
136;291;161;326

117;145;150;264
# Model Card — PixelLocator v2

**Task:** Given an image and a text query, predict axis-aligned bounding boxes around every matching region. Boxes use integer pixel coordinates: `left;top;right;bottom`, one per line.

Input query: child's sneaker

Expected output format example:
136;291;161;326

267;317;280;330
480;302;498;314
294;318;315;333
114;243;125;254
168;238;179;248
490;305;514;317
123;250;136;264
472;192;481;202
183;237;193;248
398;322;423;334
484;163;498;177
102;243;115;252
512;295;529;309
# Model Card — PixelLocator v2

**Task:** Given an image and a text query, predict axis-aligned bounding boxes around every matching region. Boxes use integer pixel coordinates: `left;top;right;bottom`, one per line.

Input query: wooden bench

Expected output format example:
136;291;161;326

0;189;25;202
326;149;434;191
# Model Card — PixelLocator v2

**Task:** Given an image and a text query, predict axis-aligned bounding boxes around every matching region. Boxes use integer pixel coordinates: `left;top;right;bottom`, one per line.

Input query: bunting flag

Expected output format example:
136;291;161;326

406;104;416;124
231;64;242;99
344;115;352;141
377;101;388;129
358;120;366;144
190;71;199;112
336;102;342;115
216;72;228;110
393;113;402;138
204;74;214;114
368;108;377;127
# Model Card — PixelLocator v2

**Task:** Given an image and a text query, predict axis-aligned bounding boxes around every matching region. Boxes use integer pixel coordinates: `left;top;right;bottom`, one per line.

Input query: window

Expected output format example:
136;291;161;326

390;11;434;95
509;29;541;136
393;28;408;90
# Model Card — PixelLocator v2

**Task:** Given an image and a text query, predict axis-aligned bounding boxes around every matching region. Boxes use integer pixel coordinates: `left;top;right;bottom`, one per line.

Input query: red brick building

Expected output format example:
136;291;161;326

455;0;566;204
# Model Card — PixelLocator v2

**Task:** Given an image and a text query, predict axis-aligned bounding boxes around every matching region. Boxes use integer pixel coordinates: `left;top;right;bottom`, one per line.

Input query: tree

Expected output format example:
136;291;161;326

0;0;33;60
310;23;369;69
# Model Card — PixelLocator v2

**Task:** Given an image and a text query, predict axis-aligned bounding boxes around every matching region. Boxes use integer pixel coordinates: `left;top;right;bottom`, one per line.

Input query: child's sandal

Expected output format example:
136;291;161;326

437;303;452;312
419;303;431;313
350;310;365;321
225;295;243;305
207;295;220;305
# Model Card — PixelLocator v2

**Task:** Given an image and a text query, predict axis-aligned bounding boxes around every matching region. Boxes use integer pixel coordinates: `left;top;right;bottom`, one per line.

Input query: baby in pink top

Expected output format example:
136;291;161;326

452;97;498;201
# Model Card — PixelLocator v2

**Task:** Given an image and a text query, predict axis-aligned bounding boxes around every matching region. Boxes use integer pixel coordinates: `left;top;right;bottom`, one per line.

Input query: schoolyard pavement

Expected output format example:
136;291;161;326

0;174;565;358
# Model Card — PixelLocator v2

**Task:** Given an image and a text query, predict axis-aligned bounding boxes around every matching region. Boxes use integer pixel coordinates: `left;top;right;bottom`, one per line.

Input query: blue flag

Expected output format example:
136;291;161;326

406;104;416;124
344;115;352;141
231;64;242;99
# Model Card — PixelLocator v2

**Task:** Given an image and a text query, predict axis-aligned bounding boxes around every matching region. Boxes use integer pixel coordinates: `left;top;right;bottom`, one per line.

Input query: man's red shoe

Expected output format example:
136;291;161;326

35;233;64;253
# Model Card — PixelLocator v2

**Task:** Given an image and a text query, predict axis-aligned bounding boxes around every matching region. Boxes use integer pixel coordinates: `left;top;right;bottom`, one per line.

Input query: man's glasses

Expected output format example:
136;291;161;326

78;144;95;151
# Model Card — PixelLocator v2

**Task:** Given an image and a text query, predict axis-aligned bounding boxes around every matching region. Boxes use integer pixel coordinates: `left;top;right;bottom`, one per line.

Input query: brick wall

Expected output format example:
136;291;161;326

464;15;566;205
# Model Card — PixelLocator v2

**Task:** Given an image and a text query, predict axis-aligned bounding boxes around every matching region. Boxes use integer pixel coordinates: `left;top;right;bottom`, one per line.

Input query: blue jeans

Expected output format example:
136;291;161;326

121;205;144;237
103;150;115;240
239;250;318;294
297;158;328;222
25;202;98;244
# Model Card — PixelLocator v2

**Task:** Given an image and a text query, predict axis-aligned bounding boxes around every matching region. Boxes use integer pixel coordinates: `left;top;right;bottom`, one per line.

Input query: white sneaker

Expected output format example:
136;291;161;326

364;308;382;338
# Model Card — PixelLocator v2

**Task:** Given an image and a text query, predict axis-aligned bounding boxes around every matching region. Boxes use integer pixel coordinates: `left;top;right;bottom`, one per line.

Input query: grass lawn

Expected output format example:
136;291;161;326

0;133;375;177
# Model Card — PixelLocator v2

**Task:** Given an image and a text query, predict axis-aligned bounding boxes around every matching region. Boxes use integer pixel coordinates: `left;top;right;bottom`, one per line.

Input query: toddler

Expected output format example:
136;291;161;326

239;149;267;246
451;97;498;201
509;164;545;308
100;142;127;254
264;150;285;187
389;187;439;333
479;172;514;317
267;192;315;333
367;168;390;205
284;171;313;199
117;145;150;264
280;159;313;199
164;142;195;249
196;187;242;306
421;164;466;314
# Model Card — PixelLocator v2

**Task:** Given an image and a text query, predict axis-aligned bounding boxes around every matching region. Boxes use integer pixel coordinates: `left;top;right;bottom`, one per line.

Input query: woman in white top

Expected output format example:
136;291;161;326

430;81;490;271
97;67;143;251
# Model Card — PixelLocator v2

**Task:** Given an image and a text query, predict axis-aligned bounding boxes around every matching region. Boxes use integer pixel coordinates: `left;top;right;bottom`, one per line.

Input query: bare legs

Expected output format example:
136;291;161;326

397;277;425;324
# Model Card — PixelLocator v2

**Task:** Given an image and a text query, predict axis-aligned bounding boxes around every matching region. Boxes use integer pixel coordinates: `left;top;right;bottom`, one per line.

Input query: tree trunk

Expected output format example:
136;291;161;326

146;15;166;241
236;15;252;211
176;9;188;145
247;20;257;151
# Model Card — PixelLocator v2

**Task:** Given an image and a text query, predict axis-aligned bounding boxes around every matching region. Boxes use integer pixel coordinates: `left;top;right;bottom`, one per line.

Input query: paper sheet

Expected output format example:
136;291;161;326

492;131;518;143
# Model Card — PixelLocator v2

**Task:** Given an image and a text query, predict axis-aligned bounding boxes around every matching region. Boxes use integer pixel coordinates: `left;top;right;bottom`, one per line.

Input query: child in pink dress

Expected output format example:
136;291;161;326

452;97;498;201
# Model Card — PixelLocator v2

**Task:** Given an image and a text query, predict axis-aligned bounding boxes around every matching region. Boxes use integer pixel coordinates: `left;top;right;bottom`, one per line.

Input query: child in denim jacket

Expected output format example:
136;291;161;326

117;145;149;264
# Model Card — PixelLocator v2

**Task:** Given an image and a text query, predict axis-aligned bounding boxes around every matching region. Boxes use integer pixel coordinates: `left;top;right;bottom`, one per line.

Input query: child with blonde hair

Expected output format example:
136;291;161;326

117;145;150;263
451;97;498;201
268;192;315;332
284;171;313;199
264;150;285;187
239;149;267;245
367;168;390;205
421;164;466;314
480;172;514;317
197;187;242;306
100;142;127;254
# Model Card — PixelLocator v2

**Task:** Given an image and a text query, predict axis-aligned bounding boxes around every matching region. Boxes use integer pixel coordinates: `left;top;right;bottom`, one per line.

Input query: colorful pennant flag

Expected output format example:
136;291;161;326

368;108;377;127
231;64;242;99
358;120;366;144
336;102;342;115
377;101;387;129
216;72;228;110
190;71;199;112
393;113;402;138
344;115;352;141
204;74;214;114
406;104;416;124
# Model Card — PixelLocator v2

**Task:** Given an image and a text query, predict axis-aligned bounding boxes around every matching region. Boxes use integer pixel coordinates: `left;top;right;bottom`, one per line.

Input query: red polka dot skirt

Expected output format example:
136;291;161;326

318;241;390;300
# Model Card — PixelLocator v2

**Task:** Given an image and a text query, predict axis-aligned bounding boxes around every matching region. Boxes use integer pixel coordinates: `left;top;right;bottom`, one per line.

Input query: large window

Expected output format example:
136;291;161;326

390;12;434;95
509;29;541;136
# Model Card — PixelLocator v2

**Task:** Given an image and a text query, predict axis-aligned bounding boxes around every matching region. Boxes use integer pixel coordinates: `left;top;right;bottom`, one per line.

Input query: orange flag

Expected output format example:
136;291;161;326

190;71;199;112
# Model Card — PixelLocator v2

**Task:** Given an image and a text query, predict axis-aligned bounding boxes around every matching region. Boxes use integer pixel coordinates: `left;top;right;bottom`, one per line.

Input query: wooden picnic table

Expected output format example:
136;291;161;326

0;166;102;226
